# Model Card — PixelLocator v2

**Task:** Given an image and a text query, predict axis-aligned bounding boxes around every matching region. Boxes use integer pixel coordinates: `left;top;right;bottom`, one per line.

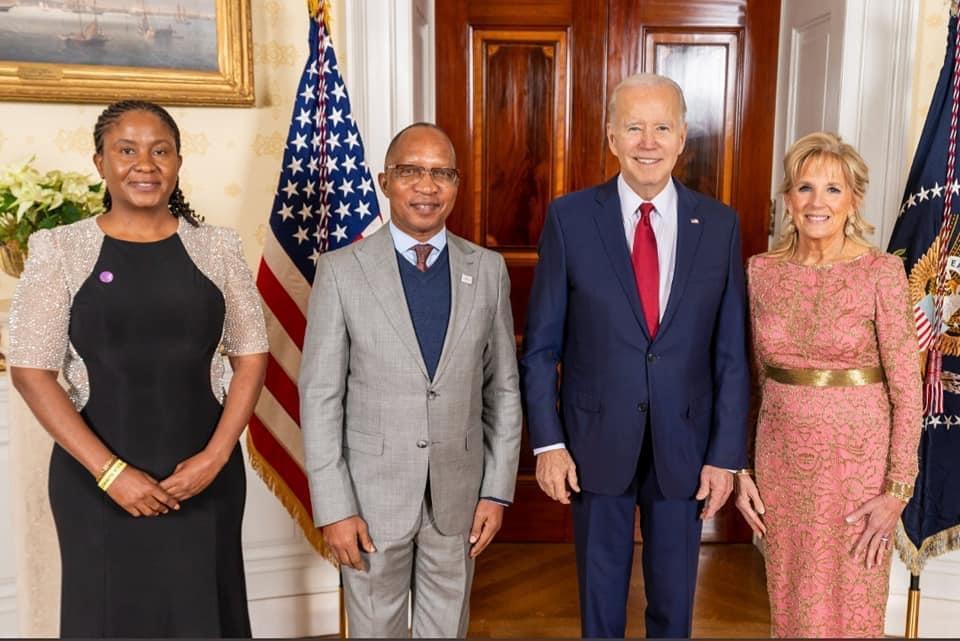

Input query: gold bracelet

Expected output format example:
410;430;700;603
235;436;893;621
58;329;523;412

736;468;755;476
884;479;914;503
95;455;118;483
97;459;127;491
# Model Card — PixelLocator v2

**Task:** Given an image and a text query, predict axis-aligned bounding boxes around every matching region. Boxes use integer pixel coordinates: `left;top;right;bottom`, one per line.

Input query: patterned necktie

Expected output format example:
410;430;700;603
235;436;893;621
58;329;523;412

413;243;433;272
632;202;660;337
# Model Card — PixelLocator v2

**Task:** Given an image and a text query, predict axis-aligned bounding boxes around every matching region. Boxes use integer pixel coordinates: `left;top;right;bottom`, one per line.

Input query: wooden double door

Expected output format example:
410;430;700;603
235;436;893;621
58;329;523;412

437;0;780;543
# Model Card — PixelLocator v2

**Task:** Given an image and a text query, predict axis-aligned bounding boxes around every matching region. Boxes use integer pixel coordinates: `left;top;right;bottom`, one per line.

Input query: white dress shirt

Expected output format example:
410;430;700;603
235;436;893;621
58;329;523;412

533;177;680;456
388;222;447;266
619;176;679;320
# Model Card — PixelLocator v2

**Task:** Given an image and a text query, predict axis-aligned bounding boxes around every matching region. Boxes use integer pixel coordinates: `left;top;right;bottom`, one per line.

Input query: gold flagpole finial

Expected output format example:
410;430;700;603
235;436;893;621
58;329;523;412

307;0;333;32
952;0;959;19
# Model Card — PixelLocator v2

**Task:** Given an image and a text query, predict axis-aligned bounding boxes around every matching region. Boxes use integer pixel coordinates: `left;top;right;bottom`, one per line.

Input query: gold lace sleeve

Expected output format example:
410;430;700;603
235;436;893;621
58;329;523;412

220;229;269;356
874;254;922;487
8;230;70;370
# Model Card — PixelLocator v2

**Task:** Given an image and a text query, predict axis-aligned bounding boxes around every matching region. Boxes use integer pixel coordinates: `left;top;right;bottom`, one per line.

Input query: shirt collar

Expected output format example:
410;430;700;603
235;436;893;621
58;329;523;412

388;221;447;254
617;175;678;221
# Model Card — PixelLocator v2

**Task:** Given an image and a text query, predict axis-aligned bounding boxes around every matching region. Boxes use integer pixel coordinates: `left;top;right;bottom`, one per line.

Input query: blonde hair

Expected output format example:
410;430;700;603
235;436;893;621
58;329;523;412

770;131;874;256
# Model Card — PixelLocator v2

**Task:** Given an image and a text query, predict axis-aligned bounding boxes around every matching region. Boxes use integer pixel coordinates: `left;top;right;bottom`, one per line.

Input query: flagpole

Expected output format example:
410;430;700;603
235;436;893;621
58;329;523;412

904;573;921;638
339;571;348;638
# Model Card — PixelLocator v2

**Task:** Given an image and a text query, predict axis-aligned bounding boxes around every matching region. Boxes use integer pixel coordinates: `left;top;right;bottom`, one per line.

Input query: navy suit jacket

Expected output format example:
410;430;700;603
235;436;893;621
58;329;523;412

520;177;750;499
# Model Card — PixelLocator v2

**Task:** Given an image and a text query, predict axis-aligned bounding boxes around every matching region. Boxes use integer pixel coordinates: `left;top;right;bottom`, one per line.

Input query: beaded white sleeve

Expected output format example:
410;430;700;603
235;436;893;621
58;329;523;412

219;228;269;356
8;229;71;371
8;218;102;408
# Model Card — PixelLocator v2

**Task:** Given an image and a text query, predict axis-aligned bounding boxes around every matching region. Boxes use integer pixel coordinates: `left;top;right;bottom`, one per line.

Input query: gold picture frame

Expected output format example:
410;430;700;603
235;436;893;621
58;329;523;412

0;0;254;106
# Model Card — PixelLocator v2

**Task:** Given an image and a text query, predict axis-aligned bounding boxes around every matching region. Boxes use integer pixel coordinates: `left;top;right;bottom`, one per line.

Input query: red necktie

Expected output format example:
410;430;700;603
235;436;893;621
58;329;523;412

632;202;660;337
413;243;433;272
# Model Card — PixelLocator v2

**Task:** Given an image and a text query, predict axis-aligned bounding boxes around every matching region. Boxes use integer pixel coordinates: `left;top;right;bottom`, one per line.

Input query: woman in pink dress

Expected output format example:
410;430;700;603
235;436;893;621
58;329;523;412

735;131;922;637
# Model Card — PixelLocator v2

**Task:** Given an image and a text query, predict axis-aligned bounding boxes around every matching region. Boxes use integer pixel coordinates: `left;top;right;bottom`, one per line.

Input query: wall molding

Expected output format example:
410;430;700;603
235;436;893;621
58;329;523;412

0;578;16;614
0;375;9;446
0;370;15;636
342;0;434;220
837;0;918;247
0;578;16;637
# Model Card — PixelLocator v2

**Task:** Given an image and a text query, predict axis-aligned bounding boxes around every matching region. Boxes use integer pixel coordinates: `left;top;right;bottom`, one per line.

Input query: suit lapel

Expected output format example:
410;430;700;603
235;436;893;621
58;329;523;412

593;178;650;338
432;234;479;383
658;180;704;335
355;226;430;380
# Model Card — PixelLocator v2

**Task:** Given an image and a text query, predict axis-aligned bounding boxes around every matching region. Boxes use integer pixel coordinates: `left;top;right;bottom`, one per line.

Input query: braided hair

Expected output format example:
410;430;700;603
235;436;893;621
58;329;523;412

93;100;202;226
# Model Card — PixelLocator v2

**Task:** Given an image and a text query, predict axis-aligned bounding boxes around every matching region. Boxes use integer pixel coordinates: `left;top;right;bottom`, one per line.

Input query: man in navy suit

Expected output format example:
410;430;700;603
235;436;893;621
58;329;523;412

520;73;750;638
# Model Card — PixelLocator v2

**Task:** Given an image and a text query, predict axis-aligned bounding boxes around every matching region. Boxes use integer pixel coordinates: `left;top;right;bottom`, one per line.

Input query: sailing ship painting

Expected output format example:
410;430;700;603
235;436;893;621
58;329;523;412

137;0;172;42
0;0;217;70
60;0;108;47
174;2;187;24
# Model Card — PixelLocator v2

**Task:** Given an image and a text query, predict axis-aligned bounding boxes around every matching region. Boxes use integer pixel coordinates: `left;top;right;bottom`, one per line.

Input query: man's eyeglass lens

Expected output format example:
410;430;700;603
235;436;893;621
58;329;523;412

389;164;460;185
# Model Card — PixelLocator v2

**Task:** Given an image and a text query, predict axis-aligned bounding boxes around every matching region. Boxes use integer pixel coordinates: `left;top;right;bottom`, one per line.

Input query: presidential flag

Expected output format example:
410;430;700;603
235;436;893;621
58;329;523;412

887;1;960;574
247;0;383;557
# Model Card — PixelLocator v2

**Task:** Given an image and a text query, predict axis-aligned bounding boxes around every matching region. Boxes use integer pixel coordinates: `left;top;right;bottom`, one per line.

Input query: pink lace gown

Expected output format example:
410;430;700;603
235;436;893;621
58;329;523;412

747;249;921;637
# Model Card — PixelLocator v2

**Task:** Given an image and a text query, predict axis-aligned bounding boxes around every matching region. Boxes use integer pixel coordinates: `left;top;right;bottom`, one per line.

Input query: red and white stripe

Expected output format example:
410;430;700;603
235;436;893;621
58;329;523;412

916;304;935;351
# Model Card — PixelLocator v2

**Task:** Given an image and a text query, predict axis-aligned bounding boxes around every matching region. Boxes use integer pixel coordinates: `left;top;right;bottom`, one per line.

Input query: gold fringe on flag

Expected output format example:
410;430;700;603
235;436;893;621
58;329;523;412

894;518;960;574
246;431;338;565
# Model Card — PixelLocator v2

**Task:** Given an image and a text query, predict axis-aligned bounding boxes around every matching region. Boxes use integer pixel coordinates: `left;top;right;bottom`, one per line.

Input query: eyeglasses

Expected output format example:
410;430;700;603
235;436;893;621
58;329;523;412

387;164;461;186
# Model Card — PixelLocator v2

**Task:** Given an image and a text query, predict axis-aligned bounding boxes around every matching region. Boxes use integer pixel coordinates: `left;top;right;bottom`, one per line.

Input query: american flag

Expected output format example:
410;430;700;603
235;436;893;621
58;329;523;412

247;0;383;558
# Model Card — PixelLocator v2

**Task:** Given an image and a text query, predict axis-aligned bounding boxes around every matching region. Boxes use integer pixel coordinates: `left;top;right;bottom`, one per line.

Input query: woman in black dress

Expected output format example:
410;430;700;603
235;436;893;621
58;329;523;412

8;100;268;638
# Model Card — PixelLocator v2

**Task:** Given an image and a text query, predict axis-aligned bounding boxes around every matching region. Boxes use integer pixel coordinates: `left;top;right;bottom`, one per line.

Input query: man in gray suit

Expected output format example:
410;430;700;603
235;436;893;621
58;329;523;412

300;123;522;638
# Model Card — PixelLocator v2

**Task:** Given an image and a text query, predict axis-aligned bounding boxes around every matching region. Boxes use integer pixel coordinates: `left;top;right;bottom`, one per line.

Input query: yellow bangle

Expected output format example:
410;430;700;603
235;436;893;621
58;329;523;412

95;455;118;483
884;479;913;503
736;468;755;476
97;459;127;491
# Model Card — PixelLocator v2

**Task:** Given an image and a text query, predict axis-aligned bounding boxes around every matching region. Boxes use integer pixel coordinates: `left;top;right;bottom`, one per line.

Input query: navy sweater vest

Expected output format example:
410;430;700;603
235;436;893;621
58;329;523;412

397;247;451;380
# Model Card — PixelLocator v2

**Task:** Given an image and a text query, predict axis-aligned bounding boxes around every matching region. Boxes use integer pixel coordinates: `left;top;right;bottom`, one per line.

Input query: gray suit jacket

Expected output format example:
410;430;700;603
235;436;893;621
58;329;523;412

300;225;522;540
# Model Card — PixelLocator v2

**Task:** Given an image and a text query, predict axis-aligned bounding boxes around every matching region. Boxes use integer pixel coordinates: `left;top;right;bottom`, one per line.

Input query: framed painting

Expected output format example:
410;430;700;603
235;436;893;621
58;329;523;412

0;0;253;106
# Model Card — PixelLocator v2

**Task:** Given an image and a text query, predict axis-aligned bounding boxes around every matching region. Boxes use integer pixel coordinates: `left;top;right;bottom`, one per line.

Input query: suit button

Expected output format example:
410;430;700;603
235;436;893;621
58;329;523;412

647;353;657;364
638;402;648;412
427;390;438;400
416;439;428;448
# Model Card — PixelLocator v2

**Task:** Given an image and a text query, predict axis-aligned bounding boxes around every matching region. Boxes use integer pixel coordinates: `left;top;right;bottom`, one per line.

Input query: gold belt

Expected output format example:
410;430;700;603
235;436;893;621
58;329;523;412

763;364;885;387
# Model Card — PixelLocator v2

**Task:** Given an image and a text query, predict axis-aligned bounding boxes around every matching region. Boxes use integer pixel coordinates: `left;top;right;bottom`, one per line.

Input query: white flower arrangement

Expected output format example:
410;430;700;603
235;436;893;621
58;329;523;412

0;157;104;277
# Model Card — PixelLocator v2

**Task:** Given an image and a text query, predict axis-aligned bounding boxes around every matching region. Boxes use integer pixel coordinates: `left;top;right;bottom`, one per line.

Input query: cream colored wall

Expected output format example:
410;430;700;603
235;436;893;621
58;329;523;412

0;0;347;304
909;0;952;157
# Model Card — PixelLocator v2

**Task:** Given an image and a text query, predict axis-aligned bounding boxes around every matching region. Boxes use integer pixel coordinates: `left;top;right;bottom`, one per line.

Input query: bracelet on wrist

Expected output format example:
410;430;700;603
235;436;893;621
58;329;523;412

884;479;913;503
735;468;755;476
95;455;117;483
97;458;127;491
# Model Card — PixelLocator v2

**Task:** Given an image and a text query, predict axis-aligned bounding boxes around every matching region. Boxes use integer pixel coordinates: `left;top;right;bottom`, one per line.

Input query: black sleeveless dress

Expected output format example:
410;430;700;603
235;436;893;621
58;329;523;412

49;233;251;638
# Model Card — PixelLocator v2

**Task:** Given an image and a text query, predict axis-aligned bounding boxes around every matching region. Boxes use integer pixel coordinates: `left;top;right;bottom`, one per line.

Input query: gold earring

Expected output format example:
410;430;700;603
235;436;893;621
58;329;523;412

783;210;795;230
